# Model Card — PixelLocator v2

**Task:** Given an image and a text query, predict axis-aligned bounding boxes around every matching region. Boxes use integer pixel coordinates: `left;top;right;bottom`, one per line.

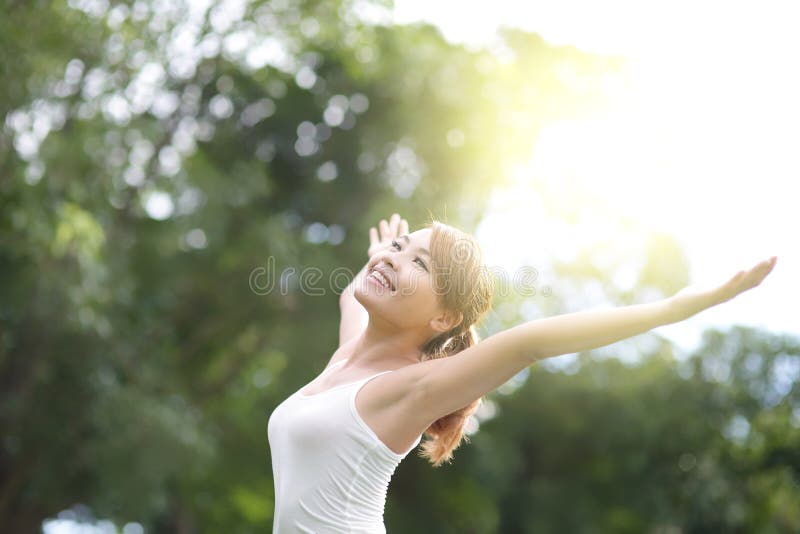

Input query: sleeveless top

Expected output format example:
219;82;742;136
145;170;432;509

267;359;423;533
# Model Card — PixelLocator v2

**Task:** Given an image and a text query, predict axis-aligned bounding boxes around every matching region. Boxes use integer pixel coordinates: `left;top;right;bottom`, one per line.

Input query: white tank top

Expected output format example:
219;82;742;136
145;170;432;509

267;359;423;533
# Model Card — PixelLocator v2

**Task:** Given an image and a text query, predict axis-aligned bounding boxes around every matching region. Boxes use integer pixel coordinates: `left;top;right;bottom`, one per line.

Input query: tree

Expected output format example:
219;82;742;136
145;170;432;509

9;2;789;533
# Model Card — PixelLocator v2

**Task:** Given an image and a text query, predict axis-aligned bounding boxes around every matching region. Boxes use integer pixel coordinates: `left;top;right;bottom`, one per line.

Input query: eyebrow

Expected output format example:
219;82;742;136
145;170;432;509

399;234;431;258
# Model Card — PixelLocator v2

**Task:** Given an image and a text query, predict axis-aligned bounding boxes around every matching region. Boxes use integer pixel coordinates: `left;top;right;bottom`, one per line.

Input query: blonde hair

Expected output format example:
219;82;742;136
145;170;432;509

416;220;494;467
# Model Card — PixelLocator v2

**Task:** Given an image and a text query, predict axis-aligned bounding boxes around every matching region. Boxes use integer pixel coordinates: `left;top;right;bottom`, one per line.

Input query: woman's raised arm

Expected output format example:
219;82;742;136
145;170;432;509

336;214;409;350
404;255;778;426
523;255;777;362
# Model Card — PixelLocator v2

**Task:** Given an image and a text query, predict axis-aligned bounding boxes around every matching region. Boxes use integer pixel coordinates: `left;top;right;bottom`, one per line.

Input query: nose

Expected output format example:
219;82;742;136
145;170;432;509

381;254;396;271
373;250;396;272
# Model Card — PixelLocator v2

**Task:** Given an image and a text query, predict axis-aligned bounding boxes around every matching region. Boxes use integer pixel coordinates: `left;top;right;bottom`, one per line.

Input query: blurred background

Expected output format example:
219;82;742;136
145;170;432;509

1;0;798;532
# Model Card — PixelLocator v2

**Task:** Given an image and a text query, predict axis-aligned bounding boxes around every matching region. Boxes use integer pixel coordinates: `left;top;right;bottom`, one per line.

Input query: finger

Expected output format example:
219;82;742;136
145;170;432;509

757;257;772;267
379;219;390;238
761;257;778;278
389;213;400;235
754;257;776;276
745;258;771;276
399;218;409;236
369;226;378;245
744;258;776;289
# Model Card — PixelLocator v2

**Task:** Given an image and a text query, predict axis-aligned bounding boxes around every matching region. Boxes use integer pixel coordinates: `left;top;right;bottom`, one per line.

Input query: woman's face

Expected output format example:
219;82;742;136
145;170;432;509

356;228;453;331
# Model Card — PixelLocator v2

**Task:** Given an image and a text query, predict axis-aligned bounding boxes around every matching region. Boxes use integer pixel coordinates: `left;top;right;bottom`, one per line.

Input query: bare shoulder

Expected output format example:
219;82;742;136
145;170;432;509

357;362;421;413
355;363;430;454
352;327;536;452
386;328;535;427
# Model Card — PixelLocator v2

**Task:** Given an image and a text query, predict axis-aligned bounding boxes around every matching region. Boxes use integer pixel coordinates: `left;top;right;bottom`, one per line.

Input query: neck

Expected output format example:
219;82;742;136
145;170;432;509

345;315;429;369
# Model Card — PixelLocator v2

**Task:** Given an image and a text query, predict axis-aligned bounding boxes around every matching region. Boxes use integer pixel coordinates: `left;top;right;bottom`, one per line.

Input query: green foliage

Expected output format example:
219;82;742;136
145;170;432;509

388;328;800;533
1;1;797;533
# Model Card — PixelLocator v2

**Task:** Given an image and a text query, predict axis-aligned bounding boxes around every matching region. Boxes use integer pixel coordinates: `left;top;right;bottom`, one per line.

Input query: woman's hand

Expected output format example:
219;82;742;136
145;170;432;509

669;256;778;321
715;255;778;303
368;213;409;258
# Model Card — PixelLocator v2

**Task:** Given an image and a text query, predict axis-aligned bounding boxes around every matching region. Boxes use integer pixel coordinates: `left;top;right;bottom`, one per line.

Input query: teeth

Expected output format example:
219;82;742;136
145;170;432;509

371;270;391;289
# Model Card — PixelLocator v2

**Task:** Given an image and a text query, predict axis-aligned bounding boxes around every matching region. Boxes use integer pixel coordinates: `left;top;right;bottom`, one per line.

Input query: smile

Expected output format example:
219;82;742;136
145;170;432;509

368;270;393;290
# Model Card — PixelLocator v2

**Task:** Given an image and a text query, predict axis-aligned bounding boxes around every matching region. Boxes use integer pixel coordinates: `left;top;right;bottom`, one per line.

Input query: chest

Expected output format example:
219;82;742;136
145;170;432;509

299;369;426;456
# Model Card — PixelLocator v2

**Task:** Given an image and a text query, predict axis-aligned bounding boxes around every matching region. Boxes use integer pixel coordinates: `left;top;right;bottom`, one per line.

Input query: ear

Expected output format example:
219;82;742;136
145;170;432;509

429;309;463;334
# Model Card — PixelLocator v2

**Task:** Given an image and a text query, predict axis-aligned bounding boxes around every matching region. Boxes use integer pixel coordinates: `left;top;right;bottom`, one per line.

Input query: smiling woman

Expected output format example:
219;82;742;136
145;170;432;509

266;212;776;533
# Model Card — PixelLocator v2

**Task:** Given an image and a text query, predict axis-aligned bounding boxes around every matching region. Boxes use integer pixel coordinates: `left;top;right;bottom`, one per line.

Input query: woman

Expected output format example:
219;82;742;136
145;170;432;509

267;212;777;533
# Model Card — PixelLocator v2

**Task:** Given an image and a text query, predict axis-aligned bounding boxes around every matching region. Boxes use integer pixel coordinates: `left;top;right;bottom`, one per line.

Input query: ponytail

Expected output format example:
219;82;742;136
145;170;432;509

418;325;483;467
416;220;494;467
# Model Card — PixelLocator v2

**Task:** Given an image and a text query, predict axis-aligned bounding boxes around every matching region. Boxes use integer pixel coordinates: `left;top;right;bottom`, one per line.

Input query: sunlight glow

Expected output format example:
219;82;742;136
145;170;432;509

395;0;800;348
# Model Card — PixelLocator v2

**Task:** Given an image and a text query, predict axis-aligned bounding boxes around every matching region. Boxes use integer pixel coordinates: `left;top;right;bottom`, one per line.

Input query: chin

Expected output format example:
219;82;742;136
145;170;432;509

353;288;378;307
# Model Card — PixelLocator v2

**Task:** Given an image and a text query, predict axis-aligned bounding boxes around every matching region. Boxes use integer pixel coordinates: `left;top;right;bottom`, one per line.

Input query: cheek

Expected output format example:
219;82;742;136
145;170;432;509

404;276;438;307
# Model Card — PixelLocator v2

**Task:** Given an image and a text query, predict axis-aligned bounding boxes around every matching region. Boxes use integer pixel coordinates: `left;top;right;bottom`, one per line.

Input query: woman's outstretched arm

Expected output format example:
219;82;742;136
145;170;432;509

522;255;778;362
401;255;778;425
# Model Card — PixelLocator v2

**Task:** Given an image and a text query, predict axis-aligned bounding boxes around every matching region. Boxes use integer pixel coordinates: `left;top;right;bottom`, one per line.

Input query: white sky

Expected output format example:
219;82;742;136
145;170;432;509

391;0;799;353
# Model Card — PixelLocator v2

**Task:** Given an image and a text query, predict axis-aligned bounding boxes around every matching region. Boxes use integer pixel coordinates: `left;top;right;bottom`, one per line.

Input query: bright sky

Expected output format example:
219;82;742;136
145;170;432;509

392;0;799;353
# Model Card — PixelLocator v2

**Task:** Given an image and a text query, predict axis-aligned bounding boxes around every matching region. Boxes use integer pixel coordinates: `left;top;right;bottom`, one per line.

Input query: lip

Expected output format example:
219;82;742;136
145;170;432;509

369;264;396;291
367;271;393;292
367;273;387;289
